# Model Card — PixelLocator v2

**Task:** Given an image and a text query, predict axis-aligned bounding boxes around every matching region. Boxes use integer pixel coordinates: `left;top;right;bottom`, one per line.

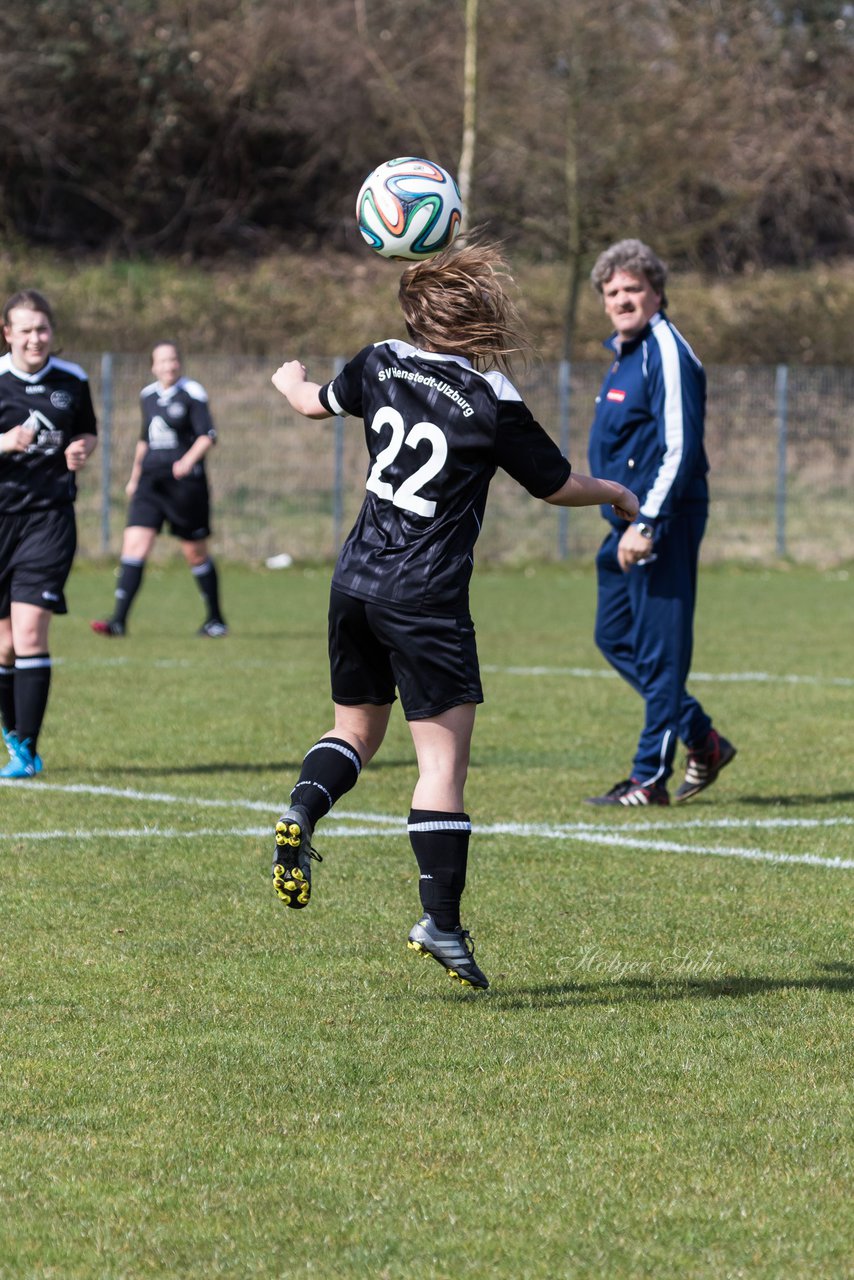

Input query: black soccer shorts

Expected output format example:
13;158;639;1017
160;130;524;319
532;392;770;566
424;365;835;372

0;505;77;617
126;469;211;541
328;587;484;721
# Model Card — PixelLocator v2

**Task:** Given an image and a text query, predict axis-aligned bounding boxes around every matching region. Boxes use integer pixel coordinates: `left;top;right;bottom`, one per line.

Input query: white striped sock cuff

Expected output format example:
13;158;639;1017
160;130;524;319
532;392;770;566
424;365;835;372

407;818;472;834
304;740;362;775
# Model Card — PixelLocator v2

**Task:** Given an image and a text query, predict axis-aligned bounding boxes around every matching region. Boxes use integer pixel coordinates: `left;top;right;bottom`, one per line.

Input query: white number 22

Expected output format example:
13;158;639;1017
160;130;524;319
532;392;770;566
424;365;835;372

365;407;448;518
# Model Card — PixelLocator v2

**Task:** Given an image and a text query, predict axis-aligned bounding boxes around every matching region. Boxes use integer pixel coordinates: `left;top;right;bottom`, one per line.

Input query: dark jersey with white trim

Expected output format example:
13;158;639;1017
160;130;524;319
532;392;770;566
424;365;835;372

0;353;97;515
139;376;216;475
320;340;571;613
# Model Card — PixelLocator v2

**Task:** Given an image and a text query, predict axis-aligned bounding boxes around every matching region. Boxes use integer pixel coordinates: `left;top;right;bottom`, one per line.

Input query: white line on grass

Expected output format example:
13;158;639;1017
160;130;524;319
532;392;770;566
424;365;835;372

50;654;854;687
1;823;850;870
481;665;854;688
2;786;852;870
4;779;853;836
0;779;276;811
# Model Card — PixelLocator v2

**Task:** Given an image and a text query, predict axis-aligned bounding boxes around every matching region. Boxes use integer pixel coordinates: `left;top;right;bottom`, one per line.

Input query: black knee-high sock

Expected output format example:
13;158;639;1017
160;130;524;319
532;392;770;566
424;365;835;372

0;664;15;735
15;654;52;753
289;737;362;827
192;558;224;623
113;557;145;625
408;809;471;932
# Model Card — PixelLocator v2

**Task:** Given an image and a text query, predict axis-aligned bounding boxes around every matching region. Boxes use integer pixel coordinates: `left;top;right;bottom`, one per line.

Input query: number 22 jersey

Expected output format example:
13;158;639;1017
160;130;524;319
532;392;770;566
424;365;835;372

319;340;571;614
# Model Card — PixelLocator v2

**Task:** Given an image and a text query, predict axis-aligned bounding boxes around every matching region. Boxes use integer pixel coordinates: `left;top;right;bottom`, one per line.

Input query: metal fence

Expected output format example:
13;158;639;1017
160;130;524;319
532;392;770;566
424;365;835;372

71;354;854;568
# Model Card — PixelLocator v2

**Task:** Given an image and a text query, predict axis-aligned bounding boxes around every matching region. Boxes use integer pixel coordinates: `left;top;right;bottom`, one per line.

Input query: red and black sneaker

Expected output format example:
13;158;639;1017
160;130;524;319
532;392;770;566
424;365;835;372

674;730;737;803
585;778;670;807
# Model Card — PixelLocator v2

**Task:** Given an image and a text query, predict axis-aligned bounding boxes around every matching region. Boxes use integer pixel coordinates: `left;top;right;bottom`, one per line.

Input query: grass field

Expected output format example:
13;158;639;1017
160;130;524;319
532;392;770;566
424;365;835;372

2;560;852;1280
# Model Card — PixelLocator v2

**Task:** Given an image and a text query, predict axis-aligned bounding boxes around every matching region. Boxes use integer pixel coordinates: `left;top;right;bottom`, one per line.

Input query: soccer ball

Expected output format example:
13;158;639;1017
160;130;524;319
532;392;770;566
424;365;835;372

356;157;463;260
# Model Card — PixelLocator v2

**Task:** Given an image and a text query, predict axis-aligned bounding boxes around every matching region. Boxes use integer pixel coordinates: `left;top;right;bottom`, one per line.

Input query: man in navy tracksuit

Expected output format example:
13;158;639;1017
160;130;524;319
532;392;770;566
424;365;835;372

585;239;736;806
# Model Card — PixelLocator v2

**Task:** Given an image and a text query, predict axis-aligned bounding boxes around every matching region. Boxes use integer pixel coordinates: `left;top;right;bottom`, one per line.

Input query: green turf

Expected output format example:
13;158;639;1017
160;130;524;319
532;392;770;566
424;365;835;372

1;561;852;1279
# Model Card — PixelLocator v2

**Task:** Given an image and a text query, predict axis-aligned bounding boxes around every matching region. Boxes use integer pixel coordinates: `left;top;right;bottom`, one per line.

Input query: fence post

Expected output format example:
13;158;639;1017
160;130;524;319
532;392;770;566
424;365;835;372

100;352;113;555
557;359;571;560
775;363;789;558
332;357;345;552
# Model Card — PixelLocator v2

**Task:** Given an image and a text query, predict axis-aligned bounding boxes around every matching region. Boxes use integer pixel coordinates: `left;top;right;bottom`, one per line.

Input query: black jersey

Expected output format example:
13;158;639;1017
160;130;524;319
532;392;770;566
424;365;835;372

139;376;216;475
319;340;571;613
0;353;97;515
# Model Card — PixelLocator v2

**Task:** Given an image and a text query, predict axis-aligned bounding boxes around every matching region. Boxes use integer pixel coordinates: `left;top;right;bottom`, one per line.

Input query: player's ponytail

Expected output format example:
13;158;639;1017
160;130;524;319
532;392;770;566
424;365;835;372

398;240;530;374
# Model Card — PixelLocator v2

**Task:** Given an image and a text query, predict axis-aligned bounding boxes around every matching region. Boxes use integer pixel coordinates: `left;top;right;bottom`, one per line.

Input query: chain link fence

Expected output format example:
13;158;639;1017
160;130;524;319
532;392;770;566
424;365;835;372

70;354;854;568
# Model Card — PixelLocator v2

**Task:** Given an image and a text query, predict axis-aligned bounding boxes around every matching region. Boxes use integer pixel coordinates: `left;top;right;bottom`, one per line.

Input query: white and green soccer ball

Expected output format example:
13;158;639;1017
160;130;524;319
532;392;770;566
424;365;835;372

356;157;463;261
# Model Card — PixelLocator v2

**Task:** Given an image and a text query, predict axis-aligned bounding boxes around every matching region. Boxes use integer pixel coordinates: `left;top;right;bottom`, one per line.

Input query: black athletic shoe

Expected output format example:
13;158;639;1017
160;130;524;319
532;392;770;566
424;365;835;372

407;914;490;989
674;730;737;803
91;619;126;637
586;778;670;806
272;804;322;909
198;619;228;637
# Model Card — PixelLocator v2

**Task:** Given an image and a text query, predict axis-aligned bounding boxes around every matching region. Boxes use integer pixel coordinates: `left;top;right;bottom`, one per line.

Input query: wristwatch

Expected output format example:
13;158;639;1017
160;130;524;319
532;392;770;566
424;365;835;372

634;522;655;540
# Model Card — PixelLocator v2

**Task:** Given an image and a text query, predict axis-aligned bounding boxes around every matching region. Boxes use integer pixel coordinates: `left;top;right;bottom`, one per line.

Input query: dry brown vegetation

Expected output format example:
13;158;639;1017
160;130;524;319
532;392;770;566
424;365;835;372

1;1;851;272
2;243;852;366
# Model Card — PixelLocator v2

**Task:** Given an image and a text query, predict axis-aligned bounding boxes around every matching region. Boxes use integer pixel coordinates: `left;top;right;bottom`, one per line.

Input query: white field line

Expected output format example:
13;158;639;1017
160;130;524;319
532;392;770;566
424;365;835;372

49;655;854;688
482;665;854;688
1;781;852;869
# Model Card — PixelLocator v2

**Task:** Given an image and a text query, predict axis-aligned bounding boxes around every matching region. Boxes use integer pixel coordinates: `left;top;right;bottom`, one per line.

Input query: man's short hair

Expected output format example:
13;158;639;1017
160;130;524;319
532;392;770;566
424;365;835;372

591;239;668;307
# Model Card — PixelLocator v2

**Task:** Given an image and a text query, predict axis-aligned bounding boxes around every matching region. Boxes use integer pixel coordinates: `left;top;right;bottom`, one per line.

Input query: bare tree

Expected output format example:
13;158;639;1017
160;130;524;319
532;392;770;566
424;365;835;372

457;0;478;221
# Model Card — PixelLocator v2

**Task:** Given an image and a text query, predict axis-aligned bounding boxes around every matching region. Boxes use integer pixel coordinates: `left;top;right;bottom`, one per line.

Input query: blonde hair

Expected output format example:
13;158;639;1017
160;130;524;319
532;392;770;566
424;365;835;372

398;241;529;374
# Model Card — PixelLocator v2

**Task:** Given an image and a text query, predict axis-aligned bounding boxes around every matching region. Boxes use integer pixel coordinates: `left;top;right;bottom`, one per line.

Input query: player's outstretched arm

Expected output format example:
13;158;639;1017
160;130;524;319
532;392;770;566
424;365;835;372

272;361;333;420
543;473;639;521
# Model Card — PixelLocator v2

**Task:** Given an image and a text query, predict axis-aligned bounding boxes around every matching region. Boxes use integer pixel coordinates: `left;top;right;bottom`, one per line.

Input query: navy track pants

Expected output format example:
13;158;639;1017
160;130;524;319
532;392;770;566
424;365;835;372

594;511;712;785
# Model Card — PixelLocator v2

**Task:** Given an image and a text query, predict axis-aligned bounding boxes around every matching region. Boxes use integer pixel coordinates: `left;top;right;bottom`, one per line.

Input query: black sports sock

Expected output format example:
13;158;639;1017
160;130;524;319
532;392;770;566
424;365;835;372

0;664;15;735
192;558;224;623
289;736;362;827
113;557;145;626
14;654;52;754
408;809;471;932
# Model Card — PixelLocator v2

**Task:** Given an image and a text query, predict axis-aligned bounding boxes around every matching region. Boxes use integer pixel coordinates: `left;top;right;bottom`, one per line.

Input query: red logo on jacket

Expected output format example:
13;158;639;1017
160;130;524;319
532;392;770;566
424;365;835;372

606;388;626;402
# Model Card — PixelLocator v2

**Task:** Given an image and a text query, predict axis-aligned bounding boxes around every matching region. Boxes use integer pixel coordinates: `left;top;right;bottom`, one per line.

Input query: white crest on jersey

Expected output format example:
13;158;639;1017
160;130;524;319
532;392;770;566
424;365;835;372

148;415;179;449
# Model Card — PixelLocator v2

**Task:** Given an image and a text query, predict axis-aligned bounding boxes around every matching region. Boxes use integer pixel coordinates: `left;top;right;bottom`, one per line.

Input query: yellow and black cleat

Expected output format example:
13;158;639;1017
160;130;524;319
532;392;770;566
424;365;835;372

272;861;311;908
276;819;303;849
271;806;321;910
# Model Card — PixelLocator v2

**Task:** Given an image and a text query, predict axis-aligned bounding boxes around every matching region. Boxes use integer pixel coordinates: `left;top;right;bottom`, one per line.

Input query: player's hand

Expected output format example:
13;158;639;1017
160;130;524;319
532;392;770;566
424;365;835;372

610;485;639;522
0;421;38;455
272;361;307;397
172;458;192;479
64;435;96;472
617;524;655;572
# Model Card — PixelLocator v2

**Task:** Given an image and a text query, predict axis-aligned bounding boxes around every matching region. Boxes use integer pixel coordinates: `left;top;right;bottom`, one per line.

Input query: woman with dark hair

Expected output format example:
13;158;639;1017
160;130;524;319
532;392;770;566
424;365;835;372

269;241;639;990
0;289;97;778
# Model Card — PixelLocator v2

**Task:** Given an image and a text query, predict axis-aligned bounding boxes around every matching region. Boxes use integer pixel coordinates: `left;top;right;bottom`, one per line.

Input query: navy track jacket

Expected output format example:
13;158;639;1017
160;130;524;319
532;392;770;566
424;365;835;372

587;311;709;530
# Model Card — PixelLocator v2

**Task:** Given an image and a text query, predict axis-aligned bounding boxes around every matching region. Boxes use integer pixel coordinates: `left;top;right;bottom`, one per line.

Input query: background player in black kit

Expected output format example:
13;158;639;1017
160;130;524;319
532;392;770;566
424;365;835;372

0;289;98;779
91;341;227;639
270;241;638;990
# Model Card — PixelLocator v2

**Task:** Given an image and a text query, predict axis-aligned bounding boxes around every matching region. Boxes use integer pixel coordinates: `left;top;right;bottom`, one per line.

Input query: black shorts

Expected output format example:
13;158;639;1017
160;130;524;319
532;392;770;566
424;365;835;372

127;468;211;541
0;505;77;617
328;587;483;721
